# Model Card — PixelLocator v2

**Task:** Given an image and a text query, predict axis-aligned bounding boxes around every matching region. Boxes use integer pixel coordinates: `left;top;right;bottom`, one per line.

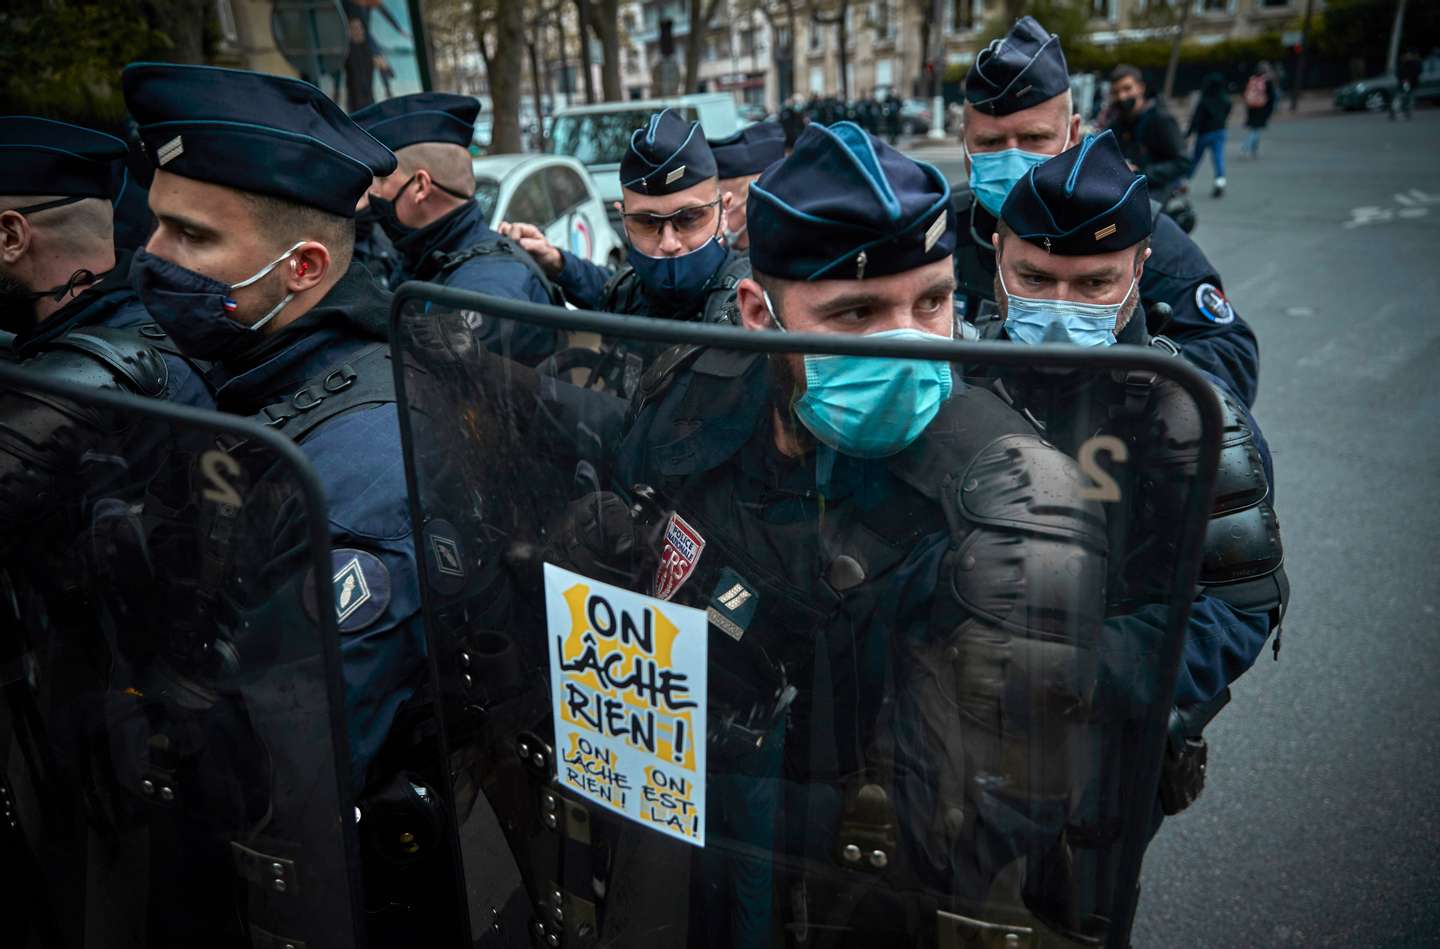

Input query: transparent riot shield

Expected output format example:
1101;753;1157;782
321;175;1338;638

390;284;1228;949
0;365;362;949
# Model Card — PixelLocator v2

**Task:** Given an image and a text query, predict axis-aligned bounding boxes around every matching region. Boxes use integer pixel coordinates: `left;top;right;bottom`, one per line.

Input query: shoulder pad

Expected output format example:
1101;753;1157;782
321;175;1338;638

1141;379;1267;516
625;342;709;429
254;343;396;443
37;325;169;398
956;433;1108;546
1201;502;1283;586
944;433;1108;638
701;256;751;326
601;265;639;310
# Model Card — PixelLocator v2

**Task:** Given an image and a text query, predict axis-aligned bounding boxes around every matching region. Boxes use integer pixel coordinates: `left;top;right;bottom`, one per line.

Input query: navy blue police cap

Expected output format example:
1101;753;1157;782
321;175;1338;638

748;121;953;281
1000;131;1151;256
350;92;479;151
709;121;786;179
964;16;1070;117
620;108;717;195
0;116;127;199
121;62;397;219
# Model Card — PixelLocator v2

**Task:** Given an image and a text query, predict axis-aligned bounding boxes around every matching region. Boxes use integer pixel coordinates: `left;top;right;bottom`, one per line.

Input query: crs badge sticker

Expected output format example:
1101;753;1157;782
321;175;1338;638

303;548;391;633
654;512;705;600
1195;283;1235;324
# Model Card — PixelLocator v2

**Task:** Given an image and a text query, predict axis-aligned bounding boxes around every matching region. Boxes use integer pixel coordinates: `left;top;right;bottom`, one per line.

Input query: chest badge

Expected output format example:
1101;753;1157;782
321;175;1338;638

706;568;759;642
654;512;705;600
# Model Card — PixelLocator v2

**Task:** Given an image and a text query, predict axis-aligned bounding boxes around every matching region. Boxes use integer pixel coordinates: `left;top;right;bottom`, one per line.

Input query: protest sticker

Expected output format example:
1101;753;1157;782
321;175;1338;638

544;562;708;846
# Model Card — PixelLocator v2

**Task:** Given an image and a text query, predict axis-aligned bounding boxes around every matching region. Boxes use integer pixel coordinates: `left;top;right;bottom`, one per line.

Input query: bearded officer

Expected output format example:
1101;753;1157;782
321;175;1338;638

707;120;786;255
498;109;749;395
352;91;561;364
0;116;213;532
954;16;1261;406
121;62;425;792
561;121;1112;945
982;131;1287;941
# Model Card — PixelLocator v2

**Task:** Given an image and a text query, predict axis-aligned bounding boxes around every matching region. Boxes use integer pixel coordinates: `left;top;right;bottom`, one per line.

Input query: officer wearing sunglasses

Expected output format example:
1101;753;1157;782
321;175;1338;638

499;109;751;393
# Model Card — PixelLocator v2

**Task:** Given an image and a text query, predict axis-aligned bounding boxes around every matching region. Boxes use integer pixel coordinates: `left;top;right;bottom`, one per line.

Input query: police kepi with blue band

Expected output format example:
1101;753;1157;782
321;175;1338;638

747;121;956;459
963;16;1072;214
995;131;1152;347
709;121;786;181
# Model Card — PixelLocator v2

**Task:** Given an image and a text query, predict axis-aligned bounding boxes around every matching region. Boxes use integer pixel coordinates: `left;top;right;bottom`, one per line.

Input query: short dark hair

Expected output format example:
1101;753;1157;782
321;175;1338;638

238;191;355;272
1110;64;1144;86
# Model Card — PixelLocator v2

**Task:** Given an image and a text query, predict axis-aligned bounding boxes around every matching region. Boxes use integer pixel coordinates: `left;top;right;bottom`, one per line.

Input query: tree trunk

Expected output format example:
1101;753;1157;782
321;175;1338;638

1161;2;1191;103
685;0;705;93
590;0;623;101
1291;0;1317;112
1386;0;1409;75
489;1;525;154
836;0;849;100
556;7;572;104
528;36;546;150
575;0;597;103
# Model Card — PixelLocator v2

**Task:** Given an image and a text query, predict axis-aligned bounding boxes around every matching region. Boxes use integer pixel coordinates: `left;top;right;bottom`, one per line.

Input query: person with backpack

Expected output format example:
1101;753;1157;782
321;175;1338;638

1187;72;1233;197
352;92;561;365
1241;63;1277;158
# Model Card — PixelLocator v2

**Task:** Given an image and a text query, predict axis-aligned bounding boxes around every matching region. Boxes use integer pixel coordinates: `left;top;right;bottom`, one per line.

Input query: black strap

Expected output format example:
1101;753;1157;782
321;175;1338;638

251;342;396;444
424;237;565;307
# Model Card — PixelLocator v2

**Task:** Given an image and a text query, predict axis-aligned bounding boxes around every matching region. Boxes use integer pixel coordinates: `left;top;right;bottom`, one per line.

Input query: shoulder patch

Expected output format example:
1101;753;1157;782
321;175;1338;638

304;548;392;633
422;518;469;595
706;567;759;642
1195;283;1234;324
654;512;705;600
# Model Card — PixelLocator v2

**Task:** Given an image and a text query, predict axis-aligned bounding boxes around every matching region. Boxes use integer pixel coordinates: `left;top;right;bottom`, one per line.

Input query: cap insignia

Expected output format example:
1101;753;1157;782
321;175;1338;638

157;135;184;166
665;165;685;185
1094;222;1118;241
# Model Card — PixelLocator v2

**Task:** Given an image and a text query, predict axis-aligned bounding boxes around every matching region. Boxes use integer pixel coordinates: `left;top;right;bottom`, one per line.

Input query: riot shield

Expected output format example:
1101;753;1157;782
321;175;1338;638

390;284;1227;949
0;365;362;949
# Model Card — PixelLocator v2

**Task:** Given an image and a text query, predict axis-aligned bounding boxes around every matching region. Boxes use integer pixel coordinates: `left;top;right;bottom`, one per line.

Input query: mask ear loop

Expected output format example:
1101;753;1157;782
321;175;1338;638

762;289;786;331
231;240;309;332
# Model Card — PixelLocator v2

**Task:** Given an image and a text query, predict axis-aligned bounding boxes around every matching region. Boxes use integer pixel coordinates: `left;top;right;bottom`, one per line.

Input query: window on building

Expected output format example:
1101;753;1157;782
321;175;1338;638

1088;0;1116;19
1198;0;1233;12
948;0;978;32
740;30;755;57
1259;0;1292;7
810;65;825;94
875;1;897;40
809;17;822;51
777;27;792;52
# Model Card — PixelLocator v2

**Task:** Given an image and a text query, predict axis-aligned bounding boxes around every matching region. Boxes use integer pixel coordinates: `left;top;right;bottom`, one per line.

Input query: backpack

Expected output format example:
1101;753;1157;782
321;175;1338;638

1243;75;1268;109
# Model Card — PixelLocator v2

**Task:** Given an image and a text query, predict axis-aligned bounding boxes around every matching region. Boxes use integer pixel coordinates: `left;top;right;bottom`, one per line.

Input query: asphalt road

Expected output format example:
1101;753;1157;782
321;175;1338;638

916;109;1440;947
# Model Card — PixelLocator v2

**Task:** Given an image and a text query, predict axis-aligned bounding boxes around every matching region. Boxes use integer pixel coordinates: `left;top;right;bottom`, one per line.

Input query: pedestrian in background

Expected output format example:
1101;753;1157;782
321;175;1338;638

1392;50;1423;121
1187;72;1232;198
1241;62;1277;157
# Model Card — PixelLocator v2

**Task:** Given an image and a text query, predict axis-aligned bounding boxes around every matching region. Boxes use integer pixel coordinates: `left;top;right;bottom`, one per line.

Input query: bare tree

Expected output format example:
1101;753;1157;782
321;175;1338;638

578;0;623;101
810;0;853;100
684;0;727;93
473;0;525;153
748;0;800;103
574;0;597;102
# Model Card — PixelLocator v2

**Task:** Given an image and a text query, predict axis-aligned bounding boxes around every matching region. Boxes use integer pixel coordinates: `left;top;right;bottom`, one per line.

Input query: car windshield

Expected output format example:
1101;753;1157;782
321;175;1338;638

475;177;500;220
548;108;699;165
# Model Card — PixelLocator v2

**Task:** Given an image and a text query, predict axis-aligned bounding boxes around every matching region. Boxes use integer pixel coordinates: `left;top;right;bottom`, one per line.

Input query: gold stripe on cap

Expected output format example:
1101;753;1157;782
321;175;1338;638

1093;222;1118;241
665;165;686;185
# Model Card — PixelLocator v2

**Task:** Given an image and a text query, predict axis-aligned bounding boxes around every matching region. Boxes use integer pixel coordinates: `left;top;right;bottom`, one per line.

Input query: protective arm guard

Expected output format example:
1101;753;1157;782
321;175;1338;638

0;328;168;538
901;434;1108;889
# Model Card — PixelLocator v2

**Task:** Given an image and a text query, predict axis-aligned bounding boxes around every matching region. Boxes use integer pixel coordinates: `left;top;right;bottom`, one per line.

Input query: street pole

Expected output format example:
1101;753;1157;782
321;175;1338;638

1291;0;1316;112
1386;0;1409;76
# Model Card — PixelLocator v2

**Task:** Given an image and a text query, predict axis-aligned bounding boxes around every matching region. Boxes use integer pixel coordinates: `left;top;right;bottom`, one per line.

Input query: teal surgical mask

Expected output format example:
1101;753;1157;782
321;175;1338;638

998;267;1136;348
764;291;953;458
965;129;1071;216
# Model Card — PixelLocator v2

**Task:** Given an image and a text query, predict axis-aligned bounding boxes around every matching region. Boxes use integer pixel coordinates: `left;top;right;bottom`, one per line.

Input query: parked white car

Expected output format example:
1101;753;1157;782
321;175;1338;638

471;154;626;268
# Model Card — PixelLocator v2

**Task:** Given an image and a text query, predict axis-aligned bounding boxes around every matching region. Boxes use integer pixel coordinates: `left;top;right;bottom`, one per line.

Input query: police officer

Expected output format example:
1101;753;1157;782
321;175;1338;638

121;62;425;793
984;132;1287;940
353;91;561;364
954;17;1262;406
0;116;212;531
708;120;785;255
499;108;750;395
577;120;1111;944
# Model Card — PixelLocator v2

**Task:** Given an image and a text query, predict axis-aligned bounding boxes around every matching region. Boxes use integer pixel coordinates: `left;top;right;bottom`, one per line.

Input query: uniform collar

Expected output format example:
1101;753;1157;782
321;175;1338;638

394;200;493;273
210;262;390;412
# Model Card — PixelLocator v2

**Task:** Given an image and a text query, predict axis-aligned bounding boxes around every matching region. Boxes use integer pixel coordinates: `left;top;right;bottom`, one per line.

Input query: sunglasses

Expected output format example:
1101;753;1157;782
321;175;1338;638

622;199;720;240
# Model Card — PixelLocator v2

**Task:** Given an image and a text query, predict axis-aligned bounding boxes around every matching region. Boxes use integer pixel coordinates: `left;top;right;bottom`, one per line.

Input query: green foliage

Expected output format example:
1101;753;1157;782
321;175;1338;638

0;1;174;122
1064;34;1289;74
979;0;1092;51
1312;0;1440;71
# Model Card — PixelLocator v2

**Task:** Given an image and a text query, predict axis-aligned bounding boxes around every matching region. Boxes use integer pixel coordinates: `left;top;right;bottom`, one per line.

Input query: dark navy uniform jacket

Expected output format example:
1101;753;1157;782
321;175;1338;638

953;194;1261;406
207;264;426;789
13;252;212;409
391;201;559;365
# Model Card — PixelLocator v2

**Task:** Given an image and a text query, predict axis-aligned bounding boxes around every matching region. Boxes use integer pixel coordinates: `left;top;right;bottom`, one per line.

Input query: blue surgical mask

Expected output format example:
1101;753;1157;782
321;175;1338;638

998;268;1136;348
130;241;306;362
966;131;1070;216
626;236;729;312
765;292;953;458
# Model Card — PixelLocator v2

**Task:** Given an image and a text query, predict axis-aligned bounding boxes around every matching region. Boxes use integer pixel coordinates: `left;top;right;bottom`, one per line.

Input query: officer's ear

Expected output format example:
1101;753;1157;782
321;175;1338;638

283;241;332;294
1068;111;1082;145
736;277;773;332
410;168;434;203
0;210;33;264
